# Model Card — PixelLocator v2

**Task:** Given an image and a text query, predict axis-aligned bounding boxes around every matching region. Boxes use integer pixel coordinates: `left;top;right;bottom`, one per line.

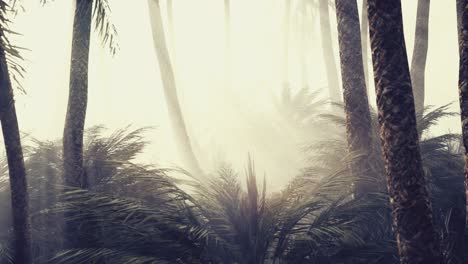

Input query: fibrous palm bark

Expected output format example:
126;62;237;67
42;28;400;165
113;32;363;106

63;0;92;188
335;0;373;196
367;1;441;263
0;37;31;264
147;0;202;175
410;0;430;114
319;0;340;102
454;0;468;263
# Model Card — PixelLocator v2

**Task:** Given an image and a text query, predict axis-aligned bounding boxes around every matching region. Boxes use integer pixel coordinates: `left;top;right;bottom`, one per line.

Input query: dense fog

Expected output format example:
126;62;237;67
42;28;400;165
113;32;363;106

7;0;460;190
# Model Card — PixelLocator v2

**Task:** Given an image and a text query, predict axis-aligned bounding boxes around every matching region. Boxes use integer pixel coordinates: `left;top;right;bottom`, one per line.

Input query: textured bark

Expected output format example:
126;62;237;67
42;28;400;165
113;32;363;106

361;0;371;92
0;48;32;263
410;0;430;114
335;0;373;196
454;1;468;263
148;0;202;175
367;1;442;263
319;0;340;102
63;0;92;188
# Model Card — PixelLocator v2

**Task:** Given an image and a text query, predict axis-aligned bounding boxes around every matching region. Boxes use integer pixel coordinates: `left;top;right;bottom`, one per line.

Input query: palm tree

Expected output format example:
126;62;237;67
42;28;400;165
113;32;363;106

63;0;92;189
62;0;118;188
367;1;441;263
411;0;430;114
335;0;373;196
455;0;468;263
147;0;202;175
318;0;340;102
0;2;31;262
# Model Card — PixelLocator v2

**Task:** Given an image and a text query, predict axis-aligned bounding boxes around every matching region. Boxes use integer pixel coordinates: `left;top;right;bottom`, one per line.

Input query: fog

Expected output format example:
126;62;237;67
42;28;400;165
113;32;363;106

8;0;460;190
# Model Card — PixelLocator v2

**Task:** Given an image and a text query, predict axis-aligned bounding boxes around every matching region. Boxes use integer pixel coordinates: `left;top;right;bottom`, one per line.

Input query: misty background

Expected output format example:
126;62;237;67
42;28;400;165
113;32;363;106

8;0;459;190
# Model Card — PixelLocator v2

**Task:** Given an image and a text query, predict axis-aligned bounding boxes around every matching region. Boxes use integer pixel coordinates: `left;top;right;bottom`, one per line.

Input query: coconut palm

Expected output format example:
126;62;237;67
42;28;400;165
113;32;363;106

0;1;31;263
335;0;373;196
455;0;468;263
59;0;118;189
367;0;441;263
147;0;202;176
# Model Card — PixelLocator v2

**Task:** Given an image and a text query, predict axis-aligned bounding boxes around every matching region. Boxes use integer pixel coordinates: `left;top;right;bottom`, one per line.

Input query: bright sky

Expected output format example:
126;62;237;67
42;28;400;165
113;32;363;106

4;0;462;190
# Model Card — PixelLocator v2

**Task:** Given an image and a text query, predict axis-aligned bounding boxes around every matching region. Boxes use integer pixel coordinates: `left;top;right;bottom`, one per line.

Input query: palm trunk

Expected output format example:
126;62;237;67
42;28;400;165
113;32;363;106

367;1;441;263
361;0;370;93
319;0;340;102
410;0;430;114
0;48;31;263
147;0;202;176
335;0;373;196
63;0;92;188
454;1;468;263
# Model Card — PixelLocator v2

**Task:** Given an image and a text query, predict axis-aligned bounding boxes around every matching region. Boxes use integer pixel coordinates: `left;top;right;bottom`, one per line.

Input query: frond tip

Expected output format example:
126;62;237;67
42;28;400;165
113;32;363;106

93;0;119;55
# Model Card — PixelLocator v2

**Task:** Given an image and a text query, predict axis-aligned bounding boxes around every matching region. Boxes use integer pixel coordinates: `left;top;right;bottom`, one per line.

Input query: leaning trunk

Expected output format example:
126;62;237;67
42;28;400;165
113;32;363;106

0;46;31;263
367;1;441;263
410;0;430;114
147;0;202;175
335;0;373;196
63;0;92;188
319;0;340;102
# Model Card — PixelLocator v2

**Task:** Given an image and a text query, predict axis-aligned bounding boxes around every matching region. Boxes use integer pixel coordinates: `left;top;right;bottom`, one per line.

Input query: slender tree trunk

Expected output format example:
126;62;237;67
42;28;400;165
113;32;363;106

282;0;291;86
63;0;92;189
361;0;370;93
411;0;430;114
367;1;441;263
166;0;176;66
335;0;373;196
454;1;468;263
0;48;31;263
147;0;202;175
319;0;340;102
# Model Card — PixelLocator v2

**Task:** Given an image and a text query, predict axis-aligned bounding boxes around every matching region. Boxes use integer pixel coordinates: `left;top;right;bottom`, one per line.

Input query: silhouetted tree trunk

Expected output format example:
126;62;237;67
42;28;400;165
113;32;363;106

361;0;370;92
335;0;373;196
63;0;92;188
411;0;430;114
319;0;340;102
367;1;441;263
147;0;202;175
0;47;31;263
453;1;468;263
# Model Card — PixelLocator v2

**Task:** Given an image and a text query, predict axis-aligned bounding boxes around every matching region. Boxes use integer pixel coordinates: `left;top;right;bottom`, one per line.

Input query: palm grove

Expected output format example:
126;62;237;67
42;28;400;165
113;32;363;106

0;0;466;263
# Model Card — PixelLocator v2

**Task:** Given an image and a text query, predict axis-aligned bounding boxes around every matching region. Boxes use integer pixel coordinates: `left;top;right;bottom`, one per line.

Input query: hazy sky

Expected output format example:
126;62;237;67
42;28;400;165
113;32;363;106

5;0;461;189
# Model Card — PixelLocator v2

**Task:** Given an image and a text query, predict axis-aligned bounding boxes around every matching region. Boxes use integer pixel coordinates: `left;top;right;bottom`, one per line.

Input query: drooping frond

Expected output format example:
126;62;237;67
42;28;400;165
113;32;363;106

93;0;119;55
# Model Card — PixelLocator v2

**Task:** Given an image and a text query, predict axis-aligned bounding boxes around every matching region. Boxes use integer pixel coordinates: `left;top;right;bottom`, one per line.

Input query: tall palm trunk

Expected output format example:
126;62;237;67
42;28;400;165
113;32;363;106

411;0;430;114
0;48;31;263
454;0;468;263
335;0;373;196
147;0;202;175
361;0;370;92
367;1;441;263
318;0;340;102
63;0;92;188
